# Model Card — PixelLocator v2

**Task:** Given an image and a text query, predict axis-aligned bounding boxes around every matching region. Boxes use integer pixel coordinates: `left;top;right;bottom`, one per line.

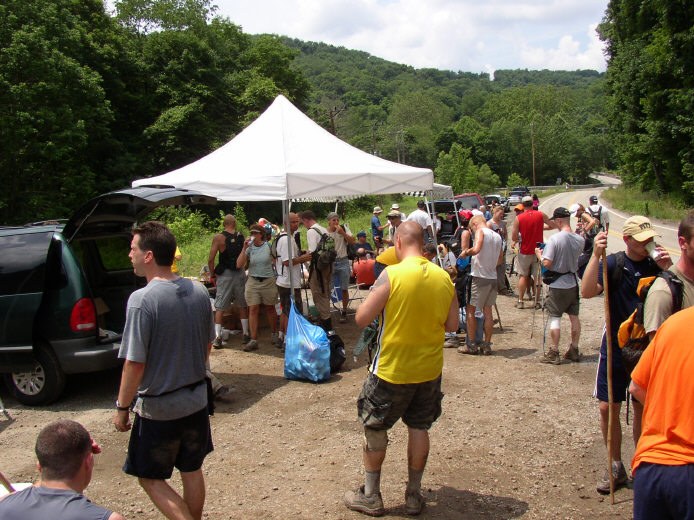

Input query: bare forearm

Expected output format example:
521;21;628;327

118;360;145;406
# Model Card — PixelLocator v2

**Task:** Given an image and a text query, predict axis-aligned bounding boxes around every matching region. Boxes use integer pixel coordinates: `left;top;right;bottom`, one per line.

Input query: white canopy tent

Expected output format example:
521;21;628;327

132;94;433;201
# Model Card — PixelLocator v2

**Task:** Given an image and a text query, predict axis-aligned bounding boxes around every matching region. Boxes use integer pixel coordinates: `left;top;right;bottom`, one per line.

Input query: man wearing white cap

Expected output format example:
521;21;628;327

582;216;672;495
391;203;406;221
371;206;385;252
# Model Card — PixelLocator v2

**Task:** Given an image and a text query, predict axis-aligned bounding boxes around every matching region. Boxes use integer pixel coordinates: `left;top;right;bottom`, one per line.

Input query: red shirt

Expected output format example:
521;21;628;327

517;209;544;255
353;258;376;288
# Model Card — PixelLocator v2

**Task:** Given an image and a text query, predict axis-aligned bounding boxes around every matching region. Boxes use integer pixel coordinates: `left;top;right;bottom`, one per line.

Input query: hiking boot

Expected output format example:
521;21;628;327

596;461;628;494
242;334;251;345
339;310;348;323
405;489;425;516
214;385;233;402
271;333;282;348
344;485;385;517
564;345;580;362
514;300;524;309
243;339;258;352
457;343;478;355
443;338;458;348
479;341;493;356
212;336;224;349
540;349;561;365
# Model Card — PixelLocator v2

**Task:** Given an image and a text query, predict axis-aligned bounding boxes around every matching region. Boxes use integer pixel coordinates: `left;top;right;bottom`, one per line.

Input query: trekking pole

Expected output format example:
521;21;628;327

602;250;615;504
530;261;542;339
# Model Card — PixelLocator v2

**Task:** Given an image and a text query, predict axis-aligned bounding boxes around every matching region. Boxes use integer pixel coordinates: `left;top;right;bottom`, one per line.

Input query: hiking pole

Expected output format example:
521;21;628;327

602;250;616;504
530;261;542;339
0;470;15;493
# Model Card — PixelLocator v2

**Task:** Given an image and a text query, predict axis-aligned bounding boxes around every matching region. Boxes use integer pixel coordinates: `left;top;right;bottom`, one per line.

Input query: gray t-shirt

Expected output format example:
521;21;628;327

119;278;215;420
0;486;112;520
542;231;585;289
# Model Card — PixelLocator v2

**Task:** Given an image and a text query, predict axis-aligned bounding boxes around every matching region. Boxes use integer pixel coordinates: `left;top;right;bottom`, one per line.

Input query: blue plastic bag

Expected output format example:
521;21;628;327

284;302;331;382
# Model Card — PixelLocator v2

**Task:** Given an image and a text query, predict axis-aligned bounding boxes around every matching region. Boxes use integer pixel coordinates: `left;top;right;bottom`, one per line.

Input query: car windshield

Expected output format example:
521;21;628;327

456;196;481;209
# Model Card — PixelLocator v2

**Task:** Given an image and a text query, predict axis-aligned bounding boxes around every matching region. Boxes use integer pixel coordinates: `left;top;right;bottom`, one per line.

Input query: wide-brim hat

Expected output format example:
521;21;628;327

373;206;383;214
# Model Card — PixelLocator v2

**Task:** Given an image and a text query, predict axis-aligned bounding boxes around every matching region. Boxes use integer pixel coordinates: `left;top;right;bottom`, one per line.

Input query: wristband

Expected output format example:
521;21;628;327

116;400;131;411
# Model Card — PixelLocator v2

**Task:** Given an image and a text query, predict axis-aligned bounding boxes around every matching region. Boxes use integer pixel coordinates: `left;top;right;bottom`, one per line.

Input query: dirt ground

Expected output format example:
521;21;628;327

0;273;638;519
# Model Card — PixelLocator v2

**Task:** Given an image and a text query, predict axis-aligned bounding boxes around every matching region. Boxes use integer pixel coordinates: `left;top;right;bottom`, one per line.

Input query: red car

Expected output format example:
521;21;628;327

454;192;485;210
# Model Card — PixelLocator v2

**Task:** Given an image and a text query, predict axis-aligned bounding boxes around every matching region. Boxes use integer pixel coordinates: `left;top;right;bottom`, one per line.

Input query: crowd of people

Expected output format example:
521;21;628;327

2;196;692;520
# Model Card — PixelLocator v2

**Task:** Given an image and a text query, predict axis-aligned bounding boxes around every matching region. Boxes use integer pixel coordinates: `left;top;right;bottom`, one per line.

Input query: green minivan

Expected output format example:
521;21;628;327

0;187;215;405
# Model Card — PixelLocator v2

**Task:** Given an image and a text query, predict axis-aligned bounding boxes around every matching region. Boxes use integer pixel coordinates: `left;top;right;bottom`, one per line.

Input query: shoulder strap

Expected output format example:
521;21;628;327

658;270;685;313
608;251;625;289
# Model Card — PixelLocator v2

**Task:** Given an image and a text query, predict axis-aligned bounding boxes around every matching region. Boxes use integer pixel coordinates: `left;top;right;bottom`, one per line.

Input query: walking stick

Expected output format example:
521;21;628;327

530;261;542;339
602;250;615;504
0;470;15;493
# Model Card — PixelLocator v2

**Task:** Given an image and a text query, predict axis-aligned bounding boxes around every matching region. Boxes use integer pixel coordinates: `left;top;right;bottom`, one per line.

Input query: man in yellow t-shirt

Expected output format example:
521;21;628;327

344;222;458;516
630;305;694;519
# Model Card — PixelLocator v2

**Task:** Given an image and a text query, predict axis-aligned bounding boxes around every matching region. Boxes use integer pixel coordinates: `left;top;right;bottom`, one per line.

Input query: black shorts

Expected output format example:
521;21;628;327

357;372;443;431
123;407;213;479
278;286;303;316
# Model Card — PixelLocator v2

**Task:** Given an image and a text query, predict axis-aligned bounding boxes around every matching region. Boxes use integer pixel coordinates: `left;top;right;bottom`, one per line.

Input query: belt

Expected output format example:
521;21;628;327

252;276;269;282
336;257;348;261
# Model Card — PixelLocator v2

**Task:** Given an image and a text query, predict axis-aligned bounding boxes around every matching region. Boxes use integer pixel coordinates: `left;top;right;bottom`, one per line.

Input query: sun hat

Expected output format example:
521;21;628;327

373;206;383;214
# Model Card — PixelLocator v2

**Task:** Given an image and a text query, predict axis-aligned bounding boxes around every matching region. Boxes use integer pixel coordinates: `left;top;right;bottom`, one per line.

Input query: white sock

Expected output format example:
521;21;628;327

241;319;249;335
214;324;222;338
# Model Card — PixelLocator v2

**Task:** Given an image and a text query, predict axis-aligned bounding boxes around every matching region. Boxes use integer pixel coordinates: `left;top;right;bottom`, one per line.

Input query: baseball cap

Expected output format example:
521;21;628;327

373;206;383;214
458;209;473;220
589;195;598;204
623;216;658;241
550;207;571;219
326;212;339;220
356;231;366;237
569;203;581;215
514;204;524;212
521;195;533;203
391;203;400;210
387;210;401;218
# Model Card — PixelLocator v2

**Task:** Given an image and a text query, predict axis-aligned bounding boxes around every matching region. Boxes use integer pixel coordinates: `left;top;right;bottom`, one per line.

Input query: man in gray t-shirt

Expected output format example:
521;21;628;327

537;207;585;364
113;222;214;520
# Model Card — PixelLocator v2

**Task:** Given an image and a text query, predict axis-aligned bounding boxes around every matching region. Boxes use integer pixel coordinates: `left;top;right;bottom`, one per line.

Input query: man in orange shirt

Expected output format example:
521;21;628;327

630;306;694;519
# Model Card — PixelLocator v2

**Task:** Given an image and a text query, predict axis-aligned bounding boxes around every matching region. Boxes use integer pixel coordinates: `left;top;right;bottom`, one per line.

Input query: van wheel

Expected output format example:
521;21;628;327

4;346;66;406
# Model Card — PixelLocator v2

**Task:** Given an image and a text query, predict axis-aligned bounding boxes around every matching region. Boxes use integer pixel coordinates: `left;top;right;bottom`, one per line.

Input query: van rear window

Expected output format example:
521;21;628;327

72;236;132;272
0;231;51;295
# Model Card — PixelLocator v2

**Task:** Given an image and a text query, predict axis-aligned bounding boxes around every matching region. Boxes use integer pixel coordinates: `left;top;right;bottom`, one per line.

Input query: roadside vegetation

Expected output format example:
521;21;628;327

600;185;689;223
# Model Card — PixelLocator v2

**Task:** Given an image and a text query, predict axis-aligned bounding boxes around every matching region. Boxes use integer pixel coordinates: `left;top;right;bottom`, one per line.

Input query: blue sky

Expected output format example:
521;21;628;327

214;0;608;74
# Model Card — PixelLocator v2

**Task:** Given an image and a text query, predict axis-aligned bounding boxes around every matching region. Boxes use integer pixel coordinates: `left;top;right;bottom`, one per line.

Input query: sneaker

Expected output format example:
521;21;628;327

339;310;348;323
540;349;561;365
479;341;493;356
243;339;258;352
596;461;629;494
212;336;224;349
242;334;251;345
214;385;233;402
405;489;425;516
344;485;385;517
271;333;282;348
564;345;580;362
457;343;478;355
443;336;458;348
514;300;524;309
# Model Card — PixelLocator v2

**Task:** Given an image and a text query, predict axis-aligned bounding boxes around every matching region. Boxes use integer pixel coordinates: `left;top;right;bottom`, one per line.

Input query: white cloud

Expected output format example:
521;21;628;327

214;0;608;72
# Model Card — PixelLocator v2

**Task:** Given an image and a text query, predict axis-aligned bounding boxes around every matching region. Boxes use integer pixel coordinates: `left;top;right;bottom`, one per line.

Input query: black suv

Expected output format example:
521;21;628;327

0;187;215;405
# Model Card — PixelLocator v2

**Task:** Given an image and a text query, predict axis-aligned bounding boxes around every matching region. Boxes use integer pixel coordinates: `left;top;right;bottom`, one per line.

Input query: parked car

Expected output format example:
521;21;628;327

511;186;531;196
0;187;216;405
508;190;526;208
485;194;509;212
453;192;485;210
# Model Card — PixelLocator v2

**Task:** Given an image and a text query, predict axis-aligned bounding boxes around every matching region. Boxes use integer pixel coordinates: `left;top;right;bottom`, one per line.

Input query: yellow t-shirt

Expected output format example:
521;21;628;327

375;247;398;266
171;247;182;274
370;256;454;384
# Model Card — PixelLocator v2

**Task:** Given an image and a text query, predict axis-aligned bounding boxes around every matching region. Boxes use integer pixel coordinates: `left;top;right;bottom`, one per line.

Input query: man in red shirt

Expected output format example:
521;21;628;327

352;252;376;288
511;196;553;308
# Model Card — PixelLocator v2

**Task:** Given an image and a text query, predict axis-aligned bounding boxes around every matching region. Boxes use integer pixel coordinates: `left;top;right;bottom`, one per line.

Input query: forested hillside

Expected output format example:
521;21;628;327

282;38;612;194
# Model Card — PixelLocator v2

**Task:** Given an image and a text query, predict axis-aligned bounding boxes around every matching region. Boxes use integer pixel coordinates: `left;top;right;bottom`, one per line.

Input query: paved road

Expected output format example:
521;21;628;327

537;179;681;261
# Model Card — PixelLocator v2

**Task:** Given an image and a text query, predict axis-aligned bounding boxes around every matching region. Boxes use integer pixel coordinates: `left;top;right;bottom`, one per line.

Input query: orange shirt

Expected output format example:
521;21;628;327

353;258;376;287
631;306;694;471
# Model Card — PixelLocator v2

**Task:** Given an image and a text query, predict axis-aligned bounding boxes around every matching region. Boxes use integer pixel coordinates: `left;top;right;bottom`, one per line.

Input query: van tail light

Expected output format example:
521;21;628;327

70;298;97;332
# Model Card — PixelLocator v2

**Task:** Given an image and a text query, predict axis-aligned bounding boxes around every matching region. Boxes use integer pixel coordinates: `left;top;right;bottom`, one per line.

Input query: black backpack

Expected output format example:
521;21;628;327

310;227;337;272
328;331;346;373
214;231;244;275
587;206;605;234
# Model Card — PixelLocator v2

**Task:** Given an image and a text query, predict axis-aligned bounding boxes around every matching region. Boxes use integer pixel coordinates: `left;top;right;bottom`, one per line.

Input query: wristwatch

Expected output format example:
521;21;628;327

116;399;131;411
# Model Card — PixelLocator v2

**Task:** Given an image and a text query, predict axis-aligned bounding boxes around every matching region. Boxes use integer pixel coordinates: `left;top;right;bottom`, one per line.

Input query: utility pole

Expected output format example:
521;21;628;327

530;121;536;186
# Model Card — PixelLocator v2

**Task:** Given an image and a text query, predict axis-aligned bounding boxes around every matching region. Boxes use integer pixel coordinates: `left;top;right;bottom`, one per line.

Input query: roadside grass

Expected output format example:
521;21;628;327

600;186;689;222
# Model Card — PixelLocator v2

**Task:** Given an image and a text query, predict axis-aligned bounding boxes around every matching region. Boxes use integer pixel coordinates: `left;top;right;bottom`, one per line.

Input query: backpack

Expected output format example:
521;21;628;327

616;264;683;374
327;331;346;373
310;227;337;272
587;206;605;234
214;231;244;275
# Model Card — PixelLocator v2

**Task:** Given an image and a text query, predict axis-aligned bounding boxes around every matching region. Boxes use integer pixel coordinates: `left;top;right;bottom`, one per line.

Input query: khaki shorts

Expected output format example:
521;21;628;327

214;269;247;310
245;276;278;306
469;276;497;308
516;253;538;277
